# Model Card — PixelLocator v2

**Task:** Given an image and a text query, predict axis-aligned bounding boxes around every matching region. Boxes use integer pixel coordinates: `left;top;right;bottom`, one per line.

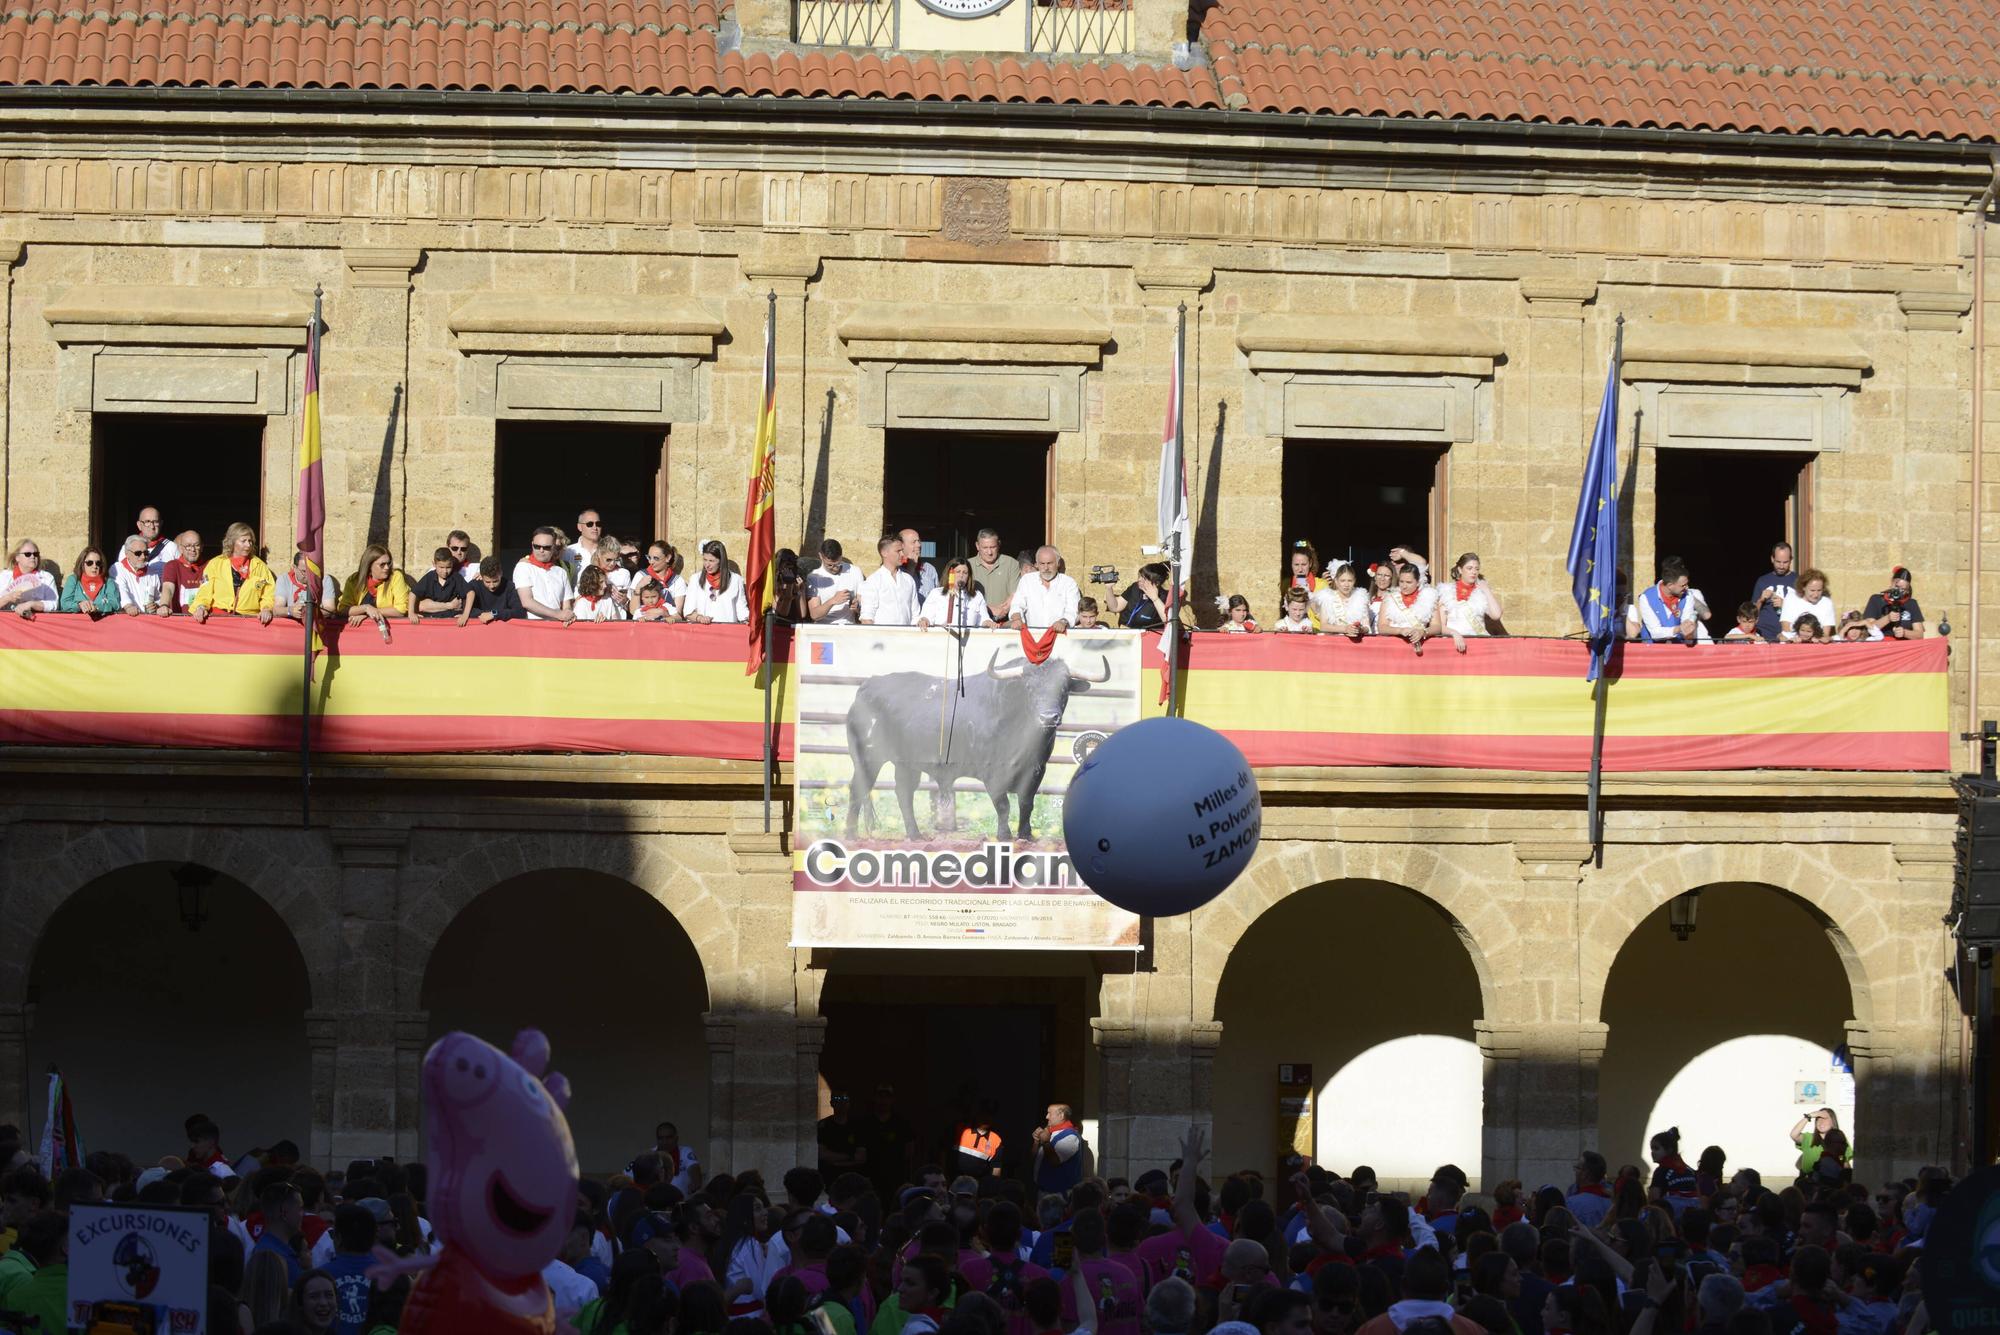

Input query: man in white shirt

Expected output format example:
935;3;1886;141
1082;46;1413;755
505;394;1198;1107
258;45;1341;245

562;508;604;571
859;536;919;626
897;527;940;601
806;538;864;624
1010;546;1080;633
110;534;162;613
133;506;179;574
1627;556;1699;644
446;529;482;585
513;526;577;623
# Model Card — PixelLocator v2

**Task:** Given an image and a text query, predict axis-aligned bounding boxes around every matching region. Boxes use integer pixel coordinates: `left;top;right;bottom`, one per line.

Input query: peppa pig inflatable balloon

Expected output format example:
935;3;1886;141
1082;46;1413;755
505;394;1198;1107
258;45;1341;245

1062;715;1261;917
369;1029;577;1334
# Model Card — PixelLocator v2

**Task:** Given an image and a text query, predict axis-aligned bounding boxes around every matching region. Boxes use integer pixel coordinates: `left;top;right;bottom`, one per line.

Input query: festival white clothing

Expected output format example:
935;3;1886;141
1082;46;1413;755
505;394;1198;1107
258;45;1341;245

573;592;626;622
726;1235;787;1315
1271;614;1316;633
1779;589;1837;640
543;1258;600;1316
111;558;162;611
905;560;940;601
1309;587;1371;632
683;571;750;624
806;561;865;624
918;587;992;628
669;1145;701;1194
635;571;688;616
1435;581;1499;636
512;558;573;619
0;568;58;612
561;540;599;573
1012;572;1081;630
1376;585;1438;634
859;565;920;626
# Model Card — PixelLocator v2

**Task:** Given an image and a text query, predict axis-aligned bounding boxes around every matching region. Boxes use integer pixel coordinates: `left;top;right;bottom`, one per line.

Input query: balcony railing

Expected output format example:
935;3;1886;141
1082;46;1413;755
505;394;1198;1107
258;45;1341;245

0;617;1950;772
1028;0;1131;57
795;0;896;50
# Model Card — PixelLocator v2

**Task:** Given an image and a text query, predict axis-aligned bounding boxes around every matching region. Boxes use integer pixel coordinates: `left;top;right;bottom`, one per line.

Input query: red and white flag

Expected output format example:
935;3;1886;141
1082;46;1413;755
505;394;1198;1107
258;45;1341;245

1156;308;1190;699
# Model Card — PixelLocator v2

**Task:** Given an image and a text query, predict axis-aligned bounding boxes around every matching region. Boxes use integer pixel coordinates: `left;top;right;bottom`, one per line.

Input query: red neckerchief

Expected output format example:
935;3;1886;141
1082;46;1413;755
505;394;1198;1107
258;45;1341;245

1019;625;1060;663
10;563;30;578
1743;1264;1785;1293
1455;579;1477;602
1399;588;1421;608
579;596;599;614
1491;1205;1522;1228
1359;1241;1401;1262
366;575;384;596
230;555;250;575
1573;1182;1609;1198
1657;583;1681;617
80;573;105;599
706;569;724;592
526;555;555;570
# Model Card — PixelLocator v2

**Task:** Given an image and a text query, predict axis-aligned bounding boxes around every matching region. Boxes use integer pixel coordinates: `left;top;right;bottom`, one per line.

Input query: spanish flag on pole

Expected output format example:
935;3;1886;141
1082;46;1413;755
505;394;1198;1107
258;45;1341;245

743;291;778;675
297;289;325;665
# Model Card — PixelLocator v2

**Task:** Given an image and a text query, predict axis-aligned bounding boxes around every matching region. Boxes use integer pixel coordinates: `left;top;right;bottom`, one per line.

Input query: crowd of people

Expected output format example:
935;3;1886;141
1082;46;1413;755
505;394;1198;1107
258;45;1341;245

0;1100;1961;1335
0;510;1931;656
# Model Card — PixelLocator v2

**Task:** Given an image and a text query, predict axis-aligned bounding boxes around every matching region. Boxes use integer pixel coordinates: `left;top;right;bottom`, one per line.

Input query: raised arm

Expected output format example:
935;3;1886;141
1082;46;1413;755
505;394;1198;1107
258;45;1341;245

1173;1124;1207;1237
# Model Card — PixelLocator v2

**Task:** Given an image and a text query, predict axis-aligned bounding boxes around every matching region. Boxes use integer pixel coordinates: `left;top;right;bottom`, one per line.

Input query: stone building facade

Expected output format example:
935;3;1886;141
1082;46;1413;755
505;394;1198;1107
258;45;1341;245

0;2;1995;1189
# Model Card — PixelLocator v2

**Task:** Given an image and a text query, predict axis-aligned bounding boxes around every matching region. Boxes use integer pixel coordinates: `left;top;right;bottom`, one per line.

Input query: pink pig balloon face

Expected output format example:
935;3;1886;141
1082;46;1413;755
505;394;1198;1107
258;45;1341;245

423;1030;578;1283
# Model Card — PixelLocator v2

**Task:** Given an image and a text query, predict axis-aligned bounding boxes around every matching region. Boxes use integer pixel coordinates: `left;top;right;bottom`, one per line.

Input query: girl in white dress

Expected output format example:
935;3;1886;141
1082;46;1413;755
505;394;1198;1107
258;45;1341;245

1377;563;1439;654
1217;594;1259;632
1271;587;1316;633
1434;552;1502;653
1310;562;1371;640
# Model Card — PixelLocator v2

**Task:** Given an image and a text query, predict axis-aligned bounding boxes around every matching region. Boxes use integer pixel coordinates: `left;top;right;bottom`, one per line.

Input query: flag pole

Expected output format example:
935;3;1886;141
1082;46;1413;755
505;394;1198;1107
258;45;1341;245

1166;301;1187;715
1586;313;1625;868
763;605;776;834
300;285;322;831
757;288;778;833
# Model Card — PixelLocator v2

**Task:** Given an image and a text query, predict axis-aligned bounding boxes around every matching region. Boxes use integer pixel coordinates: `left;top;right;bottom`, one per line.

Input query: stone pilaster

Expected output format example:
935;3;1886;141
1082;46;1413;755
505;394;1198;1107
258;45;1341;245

1491;842;1598;1185
1091;1017;1137;1178
705;1012;738;1176
794;1017;828;1173
335;246;423;564
721;817;809;1179
393;1008;430;1161
318;828;410;1164
0;243;23;543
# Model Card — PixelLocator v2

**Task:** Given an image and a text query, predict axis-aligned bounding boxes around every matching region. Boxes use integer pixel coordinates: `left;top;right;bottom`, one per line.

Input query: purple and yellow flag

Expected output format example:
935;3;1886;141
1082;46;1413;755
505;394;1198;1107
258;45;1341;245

297;296;324;583
743;292;778;675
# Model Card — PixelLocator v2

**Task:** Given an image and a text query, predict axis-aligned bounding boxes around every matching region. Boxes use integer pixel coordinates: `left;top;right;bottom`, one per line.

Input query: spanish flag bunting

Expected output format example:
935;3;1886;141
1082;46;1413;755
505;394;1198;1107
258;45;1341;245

744;292;778;675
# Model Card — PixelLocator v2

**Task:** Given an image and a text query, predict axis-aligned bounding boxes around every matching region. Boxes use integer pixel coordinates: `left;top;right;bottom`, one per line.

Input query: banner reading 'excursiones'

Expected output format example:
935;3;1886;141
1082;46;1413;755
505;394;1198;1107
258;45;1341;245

790;626;1145;950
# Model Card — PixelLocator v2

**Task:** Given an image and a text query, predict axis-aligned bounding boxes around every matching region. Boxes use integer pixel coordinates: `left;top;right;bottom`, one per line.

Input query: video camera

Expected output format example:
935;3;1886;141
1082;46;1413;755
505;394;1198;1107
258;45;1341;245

1087;565;1120;586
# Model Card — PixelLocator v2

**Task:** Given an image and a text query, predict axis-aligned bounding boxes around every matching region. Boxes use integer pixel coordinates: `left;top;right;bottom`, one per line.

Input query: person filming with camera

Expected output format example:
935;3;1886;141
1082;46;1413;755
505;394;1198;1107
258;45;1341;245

1106;561;1171;631
1862;565;1926;640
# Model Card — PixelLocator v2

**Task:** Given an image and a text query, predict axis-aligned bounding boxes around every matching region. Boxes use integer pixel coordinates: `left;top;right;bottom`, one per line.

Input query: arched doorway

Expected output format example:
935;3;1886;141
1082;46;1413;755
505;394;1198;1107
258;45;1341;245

1214;880;1485;1191
1597;883;1860;1182
420;870;708;1175
816;949;1098;1191
26;862;312;1164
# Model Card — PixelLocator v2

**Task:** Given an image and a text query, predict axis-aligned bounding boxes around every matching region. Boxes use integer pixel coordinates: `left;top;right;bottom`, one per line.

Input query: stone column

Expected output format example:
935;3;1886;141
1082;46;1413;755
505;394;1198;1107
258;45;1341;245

312;829;410;1165
1518;278;1599;631
740;252;821;544
718;813;810;1179
794;1017;828;1173
1094;913;1215;1178
393;1008;430;1161
705;1013;739;1176
1091;1017;1137;1178
335;247;423;563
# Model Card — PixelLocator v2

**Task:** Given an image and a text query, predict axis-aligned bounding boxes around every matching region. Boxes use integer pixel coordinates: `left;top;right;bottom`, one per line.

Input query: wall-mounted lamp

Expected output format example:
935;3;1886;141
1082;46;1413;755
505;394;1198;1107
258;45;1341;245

1668;890;1701;943
171;863;217;933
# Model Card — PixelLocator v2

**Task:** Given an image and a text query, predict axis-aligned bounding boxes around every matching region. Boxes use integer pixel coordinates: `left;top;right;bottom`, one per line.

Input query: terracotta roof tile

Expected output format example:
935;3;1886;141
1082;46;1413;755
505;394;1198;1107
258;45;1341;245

0;0;1988;138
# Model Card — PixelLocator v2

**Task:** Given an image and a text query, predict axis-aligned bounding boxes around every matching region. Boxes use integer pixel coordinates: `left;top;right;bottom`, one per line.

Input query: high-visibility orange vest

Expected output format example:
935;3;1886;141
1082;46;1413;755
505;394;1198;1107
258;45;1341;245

958;1126;1002;1162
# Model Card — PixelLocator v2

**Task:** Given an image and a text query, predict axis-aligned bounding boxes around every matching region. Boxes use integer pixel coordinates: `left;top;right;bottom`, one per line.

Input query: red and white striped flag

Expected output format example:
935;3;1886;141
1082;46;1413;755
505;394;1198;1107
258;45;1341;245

1156;306;1189;703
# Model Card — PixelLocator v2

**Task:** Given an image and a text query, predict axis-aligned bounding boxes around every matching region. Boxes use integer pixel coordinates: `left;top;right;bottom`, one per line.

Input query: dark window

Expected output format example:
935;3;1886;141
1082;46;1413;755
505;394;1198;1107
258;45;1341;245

1653;448;1813;618
91;413;264;561
494;422;667;562
882;431;1051;569
1282;441;1447;587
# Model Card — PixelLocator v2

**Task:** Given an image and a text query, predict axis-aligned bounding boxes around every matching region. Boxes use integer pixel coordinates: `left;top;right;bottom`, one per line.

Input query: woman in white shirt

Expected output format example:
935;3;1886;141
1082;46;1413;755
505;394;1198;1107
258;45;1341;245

1434;552;1502;653
1365;562;1395;632
0;539;58;618
721;1196;785;1319
1377;564;1439;654
633;542;687;619
1780;568;1837;643
573;567;627;621
681;540;750;624
917;557;991;629
1309;562;1371;640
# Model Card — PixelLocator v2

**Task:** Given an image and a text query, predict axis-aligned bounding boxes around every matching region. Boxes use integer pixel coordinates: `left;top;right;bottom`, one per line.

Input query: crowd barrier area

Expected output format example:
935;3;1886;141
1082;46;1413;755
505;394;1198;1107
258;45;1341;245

0;617;1951;772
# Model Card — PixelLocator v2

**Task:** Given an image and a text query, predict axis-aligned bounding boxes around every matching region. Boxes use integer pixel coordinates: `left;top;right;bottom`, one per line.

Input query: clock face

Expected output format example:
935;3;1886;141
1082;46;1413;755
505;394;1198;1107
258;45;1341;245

914;0;1013;16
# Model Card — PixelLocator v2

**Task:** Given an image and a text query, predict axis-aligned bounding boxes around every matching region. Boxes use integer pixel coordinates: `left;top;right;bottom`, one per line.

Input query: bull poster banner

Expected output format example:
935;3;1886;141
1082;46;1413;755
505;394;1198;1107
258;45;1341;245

67;1201;209;1333
790;626;1145;950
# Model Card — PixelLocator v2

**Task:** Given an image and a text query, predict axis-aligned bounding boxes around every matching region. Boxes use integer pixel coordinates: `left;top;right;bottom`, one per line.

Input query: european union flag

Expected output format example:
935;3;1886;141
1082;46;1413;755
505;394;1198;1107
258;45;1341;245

1567;324;1624;681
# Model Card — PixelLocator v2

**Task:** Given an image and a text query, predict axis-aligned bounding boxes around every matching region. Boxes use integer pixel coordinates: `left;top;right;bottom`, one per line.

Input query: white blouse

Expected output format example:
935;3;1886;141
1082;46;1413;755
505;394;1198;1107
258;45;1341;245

0;568;58;612
1271;613;1316;633
918;587;991;628
1377;585;1439;634
681;571;750;624
1310;586;1372;632
1779;590;1837;640
1435;581;1500;637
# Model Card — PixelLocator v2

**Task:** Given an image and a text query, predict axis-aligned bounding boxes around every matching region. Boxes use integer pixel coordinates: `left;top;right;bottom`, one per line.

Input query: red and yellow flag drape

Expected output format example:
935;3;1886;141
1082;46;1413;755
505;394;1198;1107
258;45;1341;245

744;292;778;675
296;296;325;663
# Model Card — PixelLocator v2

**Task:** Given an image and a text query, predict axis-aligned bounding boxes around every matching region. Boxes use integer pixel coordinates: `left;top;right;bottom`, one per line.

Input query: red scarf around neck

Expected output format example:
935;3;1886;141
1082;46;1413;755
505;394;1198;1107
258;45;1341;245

1657;584;1682;617
366;575;384;596
1019;624;1060;663
526;555;556;570
1455;579;1477;602
706;569;724;593
80;573;105;599
1399;588;1421;608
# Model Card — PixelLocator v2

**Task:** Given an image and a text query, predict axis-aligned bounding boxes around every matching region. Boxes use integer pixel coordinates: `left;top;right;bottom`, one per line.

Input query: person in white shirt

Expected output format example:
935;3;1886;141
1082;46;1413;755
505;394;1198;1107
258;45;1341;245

573;566;626;621
133;506;179;575
445;530;482;585
1627;556;1699;644
562;507;605;572
1377;563;1438;653
897;527;940;601
682;540;750;624
1779;568;1838;643
1271;588;1315;632
0;539;58;617
858;535;919;626
1309;563;1370;639
1723;601;1761;642
1010;546;1080;633
633;541;687;617
917;557;992;629
1434;552;1502;653
542;1215;602;1317
806;538;865;624
110;534;163;614
590;539;633;613
513;527;577;623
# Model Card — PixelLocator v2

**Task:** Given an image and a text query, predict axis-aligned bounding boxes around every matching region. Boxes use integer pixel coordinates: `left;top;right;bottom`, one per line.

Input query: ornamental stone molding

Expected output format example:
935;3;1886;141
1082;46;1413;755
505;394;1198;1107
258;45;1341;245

44;283;311;415
1624;321;1870;454
446;293;724;423
838;302;1112;433
1236;314;1503;443
1896;289;1973;333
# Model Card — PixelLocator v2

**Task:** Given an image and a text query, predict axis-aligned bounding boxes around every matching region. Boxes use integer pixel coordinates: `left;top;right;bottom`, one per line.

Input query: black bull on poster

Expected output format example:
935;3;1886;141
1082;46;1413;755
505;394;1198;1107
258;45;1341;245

789;626;1145;950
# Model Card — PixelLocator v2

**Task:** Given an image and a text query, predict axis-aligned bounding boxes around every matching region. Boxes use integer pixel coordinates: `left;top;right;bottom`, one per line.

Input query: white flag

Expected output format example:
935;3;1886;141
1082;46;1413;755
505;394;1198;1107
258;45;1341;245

1157;308;1190;564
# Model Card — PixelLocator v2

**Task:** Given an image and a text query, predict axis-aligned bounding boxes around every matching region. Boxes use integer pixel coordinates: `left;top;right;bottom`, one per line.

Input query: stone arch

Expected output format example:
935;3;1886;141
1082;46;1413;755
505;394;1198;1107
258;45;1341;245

1192;840;1507;1025
418;866;712;1174
399;832;738;1015
1;824;337;1010
1577;845;1882;1029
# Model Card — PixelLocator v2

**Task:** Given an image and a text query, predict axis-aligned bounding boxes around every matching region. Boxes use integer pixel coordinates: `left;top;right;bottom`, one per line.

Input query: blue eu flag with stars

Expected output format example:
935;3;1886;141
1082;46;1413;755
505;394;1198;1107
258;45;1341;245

1567;326;1623;681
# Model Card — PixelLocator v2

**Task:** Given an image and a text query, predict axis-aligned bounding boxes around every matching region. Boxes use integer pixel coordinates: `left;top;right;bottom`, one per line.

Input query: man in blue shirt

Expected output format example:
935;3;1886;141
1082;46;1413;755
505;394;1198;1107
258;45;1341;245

322;1203;379;1335
251;1181;305;1283
1033;1103;1085;1196
1750;542;1797;643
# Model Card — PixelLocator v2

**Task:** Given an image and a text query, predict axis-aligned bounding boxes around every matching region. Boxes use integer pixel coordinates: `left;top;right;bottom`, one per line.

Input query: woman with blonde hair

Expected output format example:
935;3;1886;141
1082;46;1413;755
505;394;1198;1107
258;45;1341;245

240;1247;292;1330
339;543;412;639
0;539;58;618
190;522;276;623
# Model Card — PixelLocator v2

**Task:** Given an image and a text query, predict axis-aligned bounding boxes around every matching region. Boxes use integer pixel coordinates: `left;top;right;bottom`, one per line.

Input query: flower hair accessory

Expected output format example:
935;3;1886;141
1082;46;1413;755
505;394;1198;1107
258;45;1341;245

1212;594;1232;613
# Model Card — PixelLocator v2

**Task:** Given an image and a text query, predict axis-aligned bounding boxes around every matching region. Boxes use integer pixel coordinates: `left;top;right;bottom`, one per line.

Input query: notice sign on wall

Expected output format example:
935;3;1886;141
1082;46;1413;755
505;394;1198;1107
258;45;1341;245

68;1201;209;1333
790;626;1145;950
